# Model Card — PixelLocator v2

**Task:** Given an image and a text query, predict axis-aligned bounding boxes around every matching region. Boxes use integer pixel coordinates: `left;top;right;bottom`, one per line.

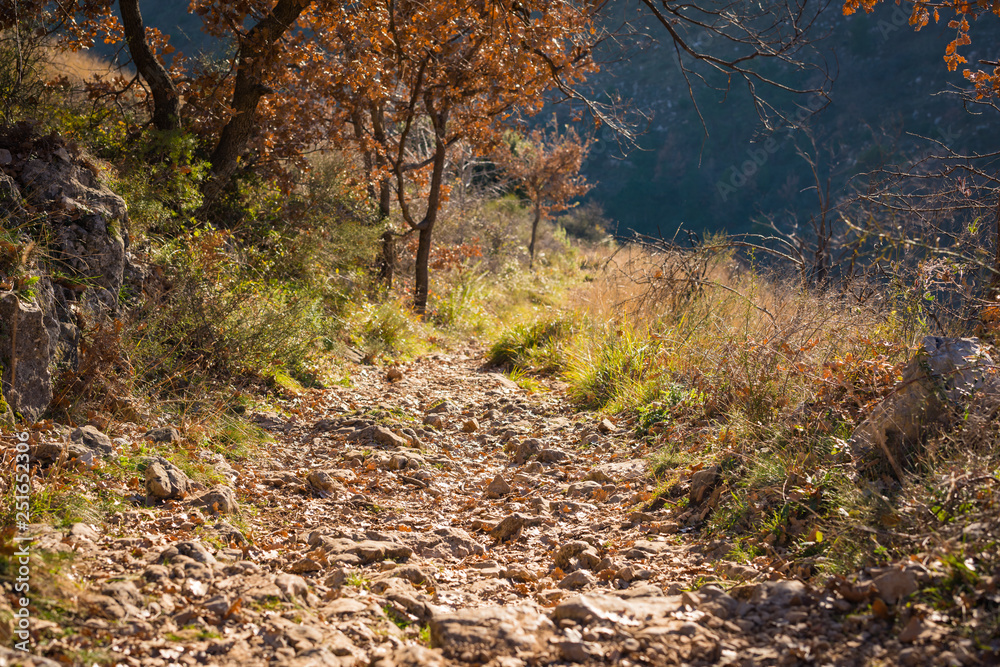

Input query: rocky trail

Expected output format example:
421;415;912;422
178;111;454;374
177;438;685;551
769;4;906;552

2;349;979;667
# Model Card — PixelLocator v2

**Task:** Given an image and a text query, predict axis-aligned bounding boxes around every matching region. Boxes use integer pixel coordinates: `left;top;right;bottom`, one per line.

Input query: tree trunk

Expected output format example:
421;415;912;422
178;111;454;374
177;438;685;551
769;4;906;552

409;99;449;314
414;226;432;314
379;230;395;290
118;0;180;131
353;105;395;291
203;0;309;202
529;201;542;269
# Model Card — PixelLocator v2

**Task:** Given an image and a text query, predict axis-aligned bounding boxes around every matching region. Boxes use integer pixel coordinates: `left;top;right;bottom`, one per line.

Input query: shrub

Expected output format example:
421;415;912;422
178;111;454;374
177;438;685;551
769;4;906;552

488;315;576;374
127;229;328;392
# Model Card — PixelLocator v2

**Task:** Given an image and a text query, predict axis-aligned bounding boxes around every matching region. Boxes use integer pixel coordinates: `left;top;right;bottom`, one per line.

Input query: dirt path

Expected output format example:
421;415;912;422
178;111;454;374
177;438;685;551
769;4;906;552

4;349;976;666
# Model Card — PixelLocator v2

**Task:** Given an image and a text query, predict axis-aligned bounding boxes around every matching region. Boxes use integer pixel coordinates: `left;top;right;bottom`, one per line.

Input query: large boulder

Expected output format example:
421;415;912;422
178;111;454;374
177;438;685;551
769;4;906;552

0;123;138;420
850;336;996;477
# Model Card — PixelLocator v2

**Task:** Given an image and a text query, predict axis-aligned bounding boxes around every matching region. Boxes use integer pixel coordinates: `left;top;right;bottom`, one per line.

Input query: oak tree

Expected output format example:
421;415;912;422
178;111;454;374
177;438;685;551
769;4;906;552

499;122;593;269
325;1;600;312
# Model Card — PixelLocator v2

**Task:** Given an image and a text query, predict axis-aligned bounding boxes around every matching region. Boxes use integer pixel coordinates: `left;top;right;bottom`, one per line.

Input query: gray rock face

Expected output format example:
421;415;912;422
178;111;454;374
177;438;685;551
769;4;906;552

144;458;191;500
850;336;996;476
19;152;128;309
0;125;139;423
0;293;53;422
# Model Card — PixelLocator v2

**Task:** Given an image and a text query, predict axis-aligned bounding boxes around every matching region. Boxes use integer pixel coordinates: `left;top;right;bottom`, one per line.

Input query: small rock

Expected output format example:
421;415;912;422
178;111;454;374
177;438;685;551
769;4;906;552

491;513;527;542
554;541;601;571
70;425;114;455
898;615;931;643
66;444;96;469
558;570;596;590
486;474;511;499
371;646;449;667
567;480;602;498
324;568;348;588
429;606;554;662
193;485;239;514
143;426;181;444
28;441;64;463
389;565;436;586
274;573;309;602
290;557;323;573
513;439;541;464
183;578;208;597
388;454;411;470
597;418;617;434
307;470;342;495
717;561;762;581
410;526;484;559
503;566;537;583
158;540;217;565
537;448;569;463
202;595;232;617
68;523;99;542
373;425;408;448
0;148;11;165
144;458;191;500
462;418;480;433
583;469;613;483
423;414;445;429
427;401;454;414
558;640;600;663
100;580;143;609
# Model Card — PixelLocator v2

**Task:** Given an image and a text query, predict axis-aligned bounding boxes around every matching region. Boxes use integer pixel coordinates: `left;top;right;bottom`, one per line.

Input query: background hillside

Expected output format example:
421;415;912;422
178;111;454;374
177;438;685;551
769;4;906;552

123;0;1000;238
582;2;1000;238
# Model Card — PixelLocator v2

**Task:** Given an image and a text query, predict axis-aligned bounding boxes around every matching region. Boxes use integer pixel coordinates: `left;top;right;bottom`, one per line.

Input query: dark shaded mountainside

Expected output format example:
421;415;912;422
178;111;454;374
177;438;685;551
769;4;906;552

582;2;1000;238
129;0;1000;238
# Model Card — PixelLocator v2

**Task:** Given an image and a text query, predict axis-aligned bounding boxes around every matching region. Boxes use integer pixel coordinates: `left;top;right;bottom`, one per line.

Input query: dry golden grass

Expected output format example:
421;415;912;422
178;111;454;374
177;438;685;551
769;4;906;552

496;240;952;574
42;46;125;85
